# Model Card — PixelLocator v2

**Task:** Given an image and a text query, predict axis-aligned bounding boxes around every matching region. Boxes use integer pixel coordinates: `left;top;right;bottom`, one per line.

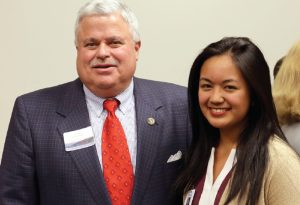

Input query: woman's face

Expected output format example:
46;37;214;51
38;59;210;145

198;54;251;135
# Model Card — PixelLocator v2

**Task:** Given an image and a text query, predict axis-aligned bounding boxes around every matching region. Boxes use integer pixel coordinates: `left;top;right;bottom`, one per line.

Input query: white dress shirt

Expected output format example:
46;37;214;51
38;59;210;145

83;80;137;172
198;148;236;205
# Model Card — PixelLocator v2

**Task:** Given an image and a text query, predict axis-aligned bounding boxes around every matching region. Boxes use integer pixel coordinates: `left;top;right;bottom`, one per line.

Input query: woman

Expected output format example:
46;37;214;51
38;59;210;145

175;37;300;205
272;39;300;154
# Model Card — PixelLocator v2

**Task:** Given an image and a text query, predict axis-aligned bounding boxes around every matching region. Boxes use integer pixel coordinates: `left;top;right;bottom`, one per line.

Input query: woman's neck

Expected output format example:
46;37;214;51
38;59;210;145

213;132;238;183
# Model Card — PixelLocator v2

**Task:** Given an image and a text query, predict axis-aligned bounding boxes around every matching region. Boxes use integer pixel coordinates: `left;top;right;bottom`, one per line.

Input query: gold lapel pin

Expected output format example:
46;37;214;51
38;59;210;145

147;117;155;126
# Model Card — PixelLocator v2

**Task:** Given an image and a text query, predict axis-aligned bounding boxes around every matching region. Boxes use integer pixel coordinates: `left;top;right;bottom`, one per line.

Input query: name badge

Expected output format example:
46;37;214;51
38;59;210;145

63;126;95;151
183;189;195;205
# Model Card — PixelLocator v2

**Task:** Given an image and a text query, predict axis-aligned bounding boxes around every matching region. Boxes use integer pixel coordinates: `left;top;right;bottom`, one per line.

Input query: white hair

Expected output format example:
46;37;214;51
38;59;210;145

75;0;140;44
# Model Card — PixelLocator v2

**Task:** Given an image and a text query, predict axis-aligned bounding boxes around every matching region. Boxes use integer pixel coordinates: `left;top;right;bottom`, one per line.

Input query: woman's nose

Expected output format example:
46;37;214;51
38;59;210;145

210;88;224;104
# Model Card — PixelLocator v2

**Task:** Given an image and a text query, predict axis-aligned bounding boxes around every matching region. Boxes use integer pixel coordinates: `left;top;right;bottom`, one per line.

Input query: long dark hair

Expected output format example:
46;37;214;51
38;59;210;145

174;37;285;205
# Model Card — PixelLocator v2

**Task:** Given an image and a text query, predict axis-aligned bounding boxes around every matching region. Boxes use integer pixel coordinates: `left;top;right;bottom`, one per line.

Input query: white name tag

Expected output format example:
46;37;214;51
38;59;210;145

63;126;95;151
184;189;195;205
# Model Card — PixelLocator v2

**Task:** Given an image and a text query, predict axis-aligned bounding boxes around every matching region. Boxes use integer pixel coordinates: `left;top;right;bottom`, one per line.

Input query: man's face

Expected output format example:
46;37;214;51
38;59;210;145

76;13;140;98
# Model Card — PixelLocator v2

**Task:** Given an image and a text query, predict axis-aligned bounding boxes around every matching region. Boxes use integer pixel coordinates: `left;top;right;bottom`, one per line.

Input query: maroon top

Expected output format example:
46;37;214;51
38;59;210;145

191;169;233;205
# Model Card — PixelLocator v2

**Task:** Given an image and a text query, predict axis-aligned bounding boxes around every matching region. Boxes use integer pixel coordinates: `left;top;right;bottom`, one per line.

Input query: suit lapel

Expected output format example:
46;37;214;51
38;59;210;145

131;78;164;205
56;79;111;205
55;78;165;204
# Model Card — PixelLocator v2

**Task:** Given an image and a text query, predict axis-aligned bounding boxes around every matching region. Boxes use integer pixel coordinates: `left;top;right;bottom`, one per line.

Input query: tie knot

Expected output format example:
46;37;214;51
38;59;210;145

103;99;119;113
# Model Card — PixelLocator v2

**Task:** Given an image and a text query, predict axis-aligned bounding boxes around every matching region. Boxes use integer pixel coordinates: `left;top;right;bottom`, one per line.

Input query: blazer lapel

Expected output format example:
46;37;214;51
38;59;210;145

56;79;111;205
131;78;164;205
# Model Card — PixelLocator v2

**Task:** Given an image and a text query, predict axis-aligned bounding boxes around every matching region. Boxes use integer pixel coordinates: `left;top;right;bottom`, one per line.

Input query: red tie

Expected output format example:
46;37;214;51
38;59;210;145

102;99;134;205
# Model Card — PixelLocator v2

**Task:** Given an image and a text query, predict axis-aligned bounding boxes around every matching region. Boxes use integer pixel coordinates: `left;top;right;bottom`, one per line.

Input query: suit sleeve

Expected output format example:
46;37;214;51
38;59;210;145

0;97;39;205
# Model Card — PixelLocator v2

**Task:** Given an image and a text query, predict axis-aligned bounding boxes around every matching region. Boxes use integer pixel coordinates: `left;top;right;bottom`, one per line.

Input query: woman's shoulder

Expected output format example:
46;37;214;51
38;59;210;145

268;136;298;159
267;136;300;176
262;136;300;204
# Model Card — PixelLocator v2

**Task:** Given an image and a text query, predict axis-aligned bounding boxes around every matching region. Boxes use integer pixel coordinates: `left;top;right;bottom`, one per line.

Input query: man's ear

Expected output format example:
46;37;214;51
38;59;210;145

134;41;141;60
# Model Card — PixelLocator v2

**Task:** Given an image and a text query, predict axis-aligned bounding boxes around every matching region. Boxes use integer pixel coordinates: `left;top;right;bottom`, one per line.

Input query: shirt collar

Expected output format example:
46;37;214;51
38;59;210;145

83;79;134;117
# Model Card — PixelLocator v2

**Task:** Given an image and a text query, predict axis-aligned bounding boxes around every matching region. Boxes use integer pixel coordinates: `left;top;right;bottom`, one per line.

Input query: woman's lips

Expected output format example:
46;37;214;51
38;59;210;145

209;107;230;116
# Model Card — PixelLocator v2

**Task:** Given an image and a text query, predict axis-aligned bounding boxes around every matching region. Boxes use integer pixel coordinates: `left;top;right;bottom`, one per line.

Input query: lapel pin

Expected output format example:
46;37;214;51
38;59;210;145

147;117;155;126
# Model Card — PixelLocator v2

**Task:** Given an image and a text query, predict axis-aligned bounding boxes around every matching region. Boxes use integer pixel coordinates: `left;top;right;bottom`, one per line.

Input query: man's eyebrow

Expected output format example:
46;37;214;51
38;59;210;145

107;36;124;41
83;38;98;43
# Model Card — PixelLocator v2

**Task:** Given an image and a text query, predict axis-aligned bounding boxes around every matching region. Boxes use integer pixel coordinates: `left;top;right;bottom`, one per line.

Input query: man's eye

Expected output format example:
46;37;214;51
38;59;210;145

110;41;122;47
85;43;97;48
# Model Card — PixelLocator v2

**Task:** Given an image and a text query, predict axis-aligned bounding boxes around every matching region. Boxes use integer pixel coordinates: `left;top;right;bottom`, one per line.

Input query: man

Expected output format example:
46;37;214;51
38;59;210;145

0;0;191;204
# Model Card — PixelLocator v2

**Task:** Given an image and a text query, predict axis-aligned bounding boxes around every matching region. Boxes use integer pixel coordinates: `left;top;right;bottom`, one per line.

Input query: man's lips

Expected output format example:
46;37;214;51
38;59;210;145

91;64;116;69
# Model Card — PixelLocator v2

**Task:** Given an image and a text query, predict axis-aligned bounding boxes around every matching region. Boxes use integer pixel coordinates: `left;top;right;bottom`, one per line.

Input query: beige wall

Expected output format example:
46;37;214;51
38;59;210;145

1;0;300;161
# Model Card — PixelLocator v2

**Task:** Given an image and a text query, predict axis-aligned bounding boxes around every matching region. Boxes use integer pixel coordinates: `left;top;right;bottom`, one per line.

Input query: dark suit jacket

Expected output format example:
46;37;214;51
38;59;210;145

0;77;191;205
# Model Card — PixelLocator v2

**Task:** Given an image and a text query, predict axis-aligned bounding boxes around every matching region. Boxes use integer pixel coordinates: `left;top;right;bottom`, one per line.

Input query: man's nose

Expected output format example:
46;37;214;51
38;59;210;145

96;43;109;59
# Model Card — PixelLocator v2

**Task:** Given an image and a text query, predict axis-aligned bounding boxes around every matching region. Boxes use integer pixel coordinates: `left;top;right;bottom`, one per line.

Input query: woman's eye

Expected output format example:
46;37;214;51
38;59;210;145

225;85;237;90
200;84;211;90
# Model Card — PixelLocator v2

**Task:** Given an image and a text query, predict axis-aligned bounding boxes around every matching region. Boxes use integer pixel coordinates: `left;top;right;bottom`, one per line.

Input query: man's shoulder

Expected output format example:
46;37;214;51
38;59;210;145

134;77;186;88
134;77;187;94
17;79;81;104
20;79;80;97
133;77;188;107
